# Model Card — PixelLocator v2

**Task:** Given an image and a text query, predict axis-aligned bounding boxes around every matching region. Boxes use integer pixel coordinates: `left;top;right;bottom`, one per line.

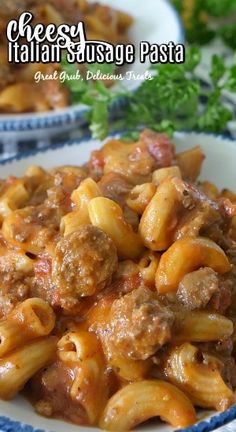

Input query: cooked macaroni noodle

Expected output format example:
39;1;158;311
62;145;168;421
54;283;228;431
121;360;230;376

0;0;133;113
0;129;236;430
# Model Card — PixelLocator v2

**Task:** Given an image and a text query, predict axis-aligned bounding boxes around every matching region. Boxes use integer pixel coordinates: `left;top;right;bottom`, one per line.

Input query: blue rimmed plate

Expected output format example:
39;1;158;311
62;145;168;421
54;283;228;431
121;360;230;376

0;131;236;432
0;0;184;141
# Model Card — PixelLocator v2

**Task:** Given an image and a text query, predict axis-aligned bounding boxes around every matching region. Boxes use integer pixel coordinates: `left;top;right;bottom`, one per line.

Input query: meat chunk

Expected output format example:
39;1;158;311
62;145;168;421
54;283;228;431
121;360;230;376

177;267;219;310
88;133;175;185
30;362;88;425
174;181;231;245
98;173;138;229
222;357;236;389
171;180;236;247
209;276;232;314
98;173;132;207
106;287;174;360
3;205;62;254
88;150;105;181
45;166;87;212
140;129;175;168
175;203;223;241
51;225;118;311
197;340;236;388
0;249;33;318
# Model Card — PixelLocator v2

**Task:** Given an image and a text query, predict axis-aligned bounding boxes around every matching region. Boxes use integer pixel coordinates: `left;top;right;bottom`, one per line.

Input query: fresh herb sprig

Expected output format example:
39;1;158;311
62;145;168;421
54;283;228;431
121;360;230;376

61;47;236;139
173;0;236;49
61;59;126;138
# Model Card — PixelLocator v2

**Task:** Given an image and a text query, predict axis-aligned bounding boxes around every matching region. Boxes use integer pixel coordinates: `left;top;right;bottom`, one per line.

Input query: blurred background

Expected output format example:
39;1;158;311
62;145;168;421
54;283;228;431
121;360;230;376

0;0;236;160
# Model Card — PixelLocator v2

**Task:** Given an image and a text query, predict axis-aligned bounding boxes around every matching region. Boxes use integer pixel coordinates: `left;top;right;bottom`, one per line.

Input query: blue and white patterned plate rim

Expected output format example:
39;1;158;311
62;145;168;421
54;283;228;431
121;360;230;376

0;130;235;166
1;405;236;432
0;131;236;432
0;105;90;132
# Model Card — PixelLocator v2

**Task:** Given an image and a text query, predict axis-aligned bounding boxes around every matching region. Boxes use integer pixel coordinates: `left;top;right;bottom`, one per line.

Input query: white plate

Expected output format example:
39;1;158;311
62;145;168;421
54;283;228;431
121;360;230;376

0;131;236;432
105;0;184;91
0;0;183;140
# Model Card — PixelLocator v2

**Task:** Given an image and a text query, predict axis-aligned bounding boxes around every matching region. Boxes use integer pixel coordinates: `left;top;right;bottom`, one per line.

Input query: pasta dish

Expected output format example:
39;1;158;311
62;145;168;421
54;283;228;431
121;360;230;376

1;129;236;430
0;0;133;113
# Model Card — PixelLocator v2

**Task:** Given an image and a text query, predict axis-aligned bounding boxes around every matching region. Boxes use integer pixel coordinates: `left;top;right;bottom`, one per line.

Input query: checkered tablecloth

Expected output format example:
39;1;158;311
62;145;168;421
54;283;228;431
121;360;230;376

0;100;235;162
0;124;89;161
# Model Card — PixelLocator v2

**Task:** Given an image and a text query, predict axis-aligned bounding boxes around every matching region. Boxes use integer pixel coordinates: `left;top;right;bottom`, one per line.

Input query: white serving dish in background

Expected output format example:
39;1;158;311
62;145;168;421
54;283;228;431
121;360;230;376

0;0;183;141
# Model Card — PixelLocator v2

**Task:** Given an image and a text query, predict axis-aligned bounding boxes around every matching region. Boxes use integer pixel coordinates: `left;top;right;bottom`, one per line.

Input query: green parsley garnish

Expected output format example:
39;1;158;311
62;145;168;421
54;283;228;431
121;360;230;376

173;0;236;49
61;47;236;140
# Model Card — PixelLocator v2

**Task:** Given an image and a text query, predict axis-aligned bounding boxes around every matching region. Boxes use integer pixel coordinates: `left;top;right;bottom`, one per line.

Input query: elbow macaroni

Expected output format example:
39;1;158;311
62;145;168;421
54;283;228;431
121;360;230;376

58;331;108;424
88;197;143;259
139;177;184;251
100;380;196;430
0;181;29;222
176;146;205;181
165;343;235;411
174;311;233;342
126;183;156;215
155;237;230;294
0;1;133;114
138;250;160;287
0;298;55;357
61;178;101;236
0;337;57;400
0;132;236;430
152;166;182;185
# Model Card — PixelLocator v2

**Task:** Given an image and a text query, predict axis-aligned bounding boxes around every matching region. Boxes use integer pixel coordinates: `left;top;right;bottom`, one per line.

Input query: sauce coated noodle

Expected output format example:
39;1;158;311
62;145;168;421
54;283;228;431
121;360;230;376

0;129;236;430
